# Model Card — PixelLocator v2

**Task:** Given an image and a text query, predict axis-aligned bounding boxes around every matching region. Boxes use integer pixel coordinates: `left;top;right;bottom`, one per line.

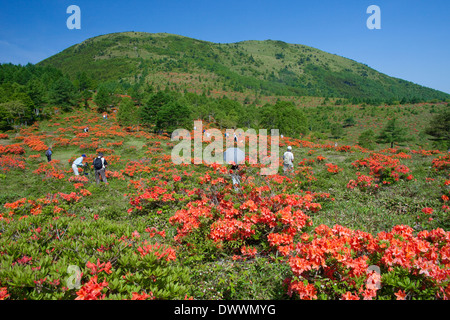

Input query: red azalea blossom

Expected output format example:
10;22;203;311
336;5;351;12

75;275;108;300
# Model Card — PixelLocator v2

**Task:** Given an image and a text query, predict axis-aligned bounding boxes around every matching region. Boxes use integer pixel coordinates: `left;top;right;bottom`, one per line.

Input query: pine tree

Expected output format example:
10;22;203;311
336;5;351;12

117;97;139;130
94;86;111;113
376;118;409;148
425;108;450;150
331;123;344;139
48;77;77;111
139;91;174;127
358;129;376;149
155;101;191;134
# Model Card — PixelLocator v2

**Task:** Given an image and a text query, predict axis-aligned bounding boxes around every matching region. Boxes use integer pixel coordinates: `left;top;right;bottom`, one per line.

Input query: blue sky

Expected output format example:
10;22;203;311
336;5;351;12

0;0;449;94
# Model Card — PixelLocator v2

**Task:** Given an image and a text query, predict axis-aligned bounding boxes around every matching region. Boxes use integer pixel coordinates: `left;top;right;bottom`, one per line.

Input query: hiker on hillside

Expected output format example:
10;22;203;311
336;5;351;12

72;154;87;176
283;146;294;173
83;126;89;132
45;147;52;162
93;152;108;185
230;164;241;190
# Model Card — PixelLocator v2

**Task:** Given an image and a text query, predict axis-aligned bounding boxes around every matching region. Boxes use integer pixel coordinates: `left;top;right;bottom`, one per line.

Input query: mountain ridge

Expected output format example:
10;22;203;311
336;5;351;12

38;31;450;103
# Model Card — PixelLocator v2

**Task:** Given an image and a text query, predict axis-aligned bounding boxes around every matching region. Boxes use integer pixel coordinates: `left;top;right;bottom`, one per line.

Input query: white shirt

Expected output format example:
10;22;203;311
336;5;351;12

73;157;84;166
283;151;294;165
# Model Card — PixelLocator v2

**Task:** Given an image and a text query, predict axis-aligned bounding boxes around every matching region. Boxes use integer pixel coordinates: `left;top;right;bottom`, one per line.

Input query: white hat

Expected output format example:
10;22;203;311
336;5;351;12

287;146;292;151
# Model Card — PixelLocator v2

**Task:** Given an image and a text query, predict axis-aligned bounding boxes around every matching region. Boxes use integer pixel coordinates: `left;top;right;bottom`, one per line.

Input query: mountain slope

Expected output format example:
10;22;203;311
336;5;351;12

38;31;450;102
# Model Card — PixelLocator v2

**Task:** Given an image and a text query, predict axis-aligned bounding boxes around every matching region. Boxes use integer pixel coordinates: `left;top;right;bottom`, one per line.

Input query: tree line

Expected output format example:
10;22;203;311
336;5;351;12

1;63;449;150
0;63;98;130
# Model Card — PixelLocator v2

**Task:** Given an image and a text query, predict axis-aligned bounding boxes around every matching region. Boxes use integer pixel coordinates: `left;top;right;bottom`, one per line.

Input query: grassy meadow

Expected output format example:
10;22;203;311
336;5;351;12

1;99;449;301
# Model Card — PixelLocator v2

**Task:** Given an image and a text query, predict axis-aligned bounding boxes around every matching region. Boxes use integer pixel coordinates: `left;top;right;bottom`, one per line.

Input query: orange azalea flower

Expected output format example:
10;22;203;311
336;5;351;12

289;256;312;276
241;246;257;257
137;243;177;261
75;275;108;300
394;290;407;300
341;292;360;300
131;291;154;300
131;230;140;238
86;259;112;275
287;280;317;300
0;287;10;300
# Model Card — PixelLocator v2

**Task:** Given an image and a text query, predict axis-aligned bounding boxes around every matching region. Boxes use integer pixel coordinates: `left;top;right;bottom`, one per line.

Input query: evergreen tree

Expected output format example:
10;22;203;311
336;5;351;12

0;104;9;131
81;90;93;109
343;116;356;127
117;97;139;130
94;85;112;113
330;123;344;139
140;91;174;127
155;101;191;134
26;77;46;108
75;72;93;92
48;77;77;111
425;108;450;150
376;118;409;148
358;129;376;149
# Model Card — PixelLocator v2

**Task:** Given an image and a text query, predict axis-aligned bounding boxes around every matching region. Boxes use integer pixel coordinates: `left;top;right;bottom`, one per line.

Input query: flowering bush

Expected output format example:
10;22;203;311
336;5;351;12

0;144;25;155
351;153;413;186
0;155;26;172
1;109;449;301
284;224;450;300
432;154;450;172
33;161;65;180
325;163;342;174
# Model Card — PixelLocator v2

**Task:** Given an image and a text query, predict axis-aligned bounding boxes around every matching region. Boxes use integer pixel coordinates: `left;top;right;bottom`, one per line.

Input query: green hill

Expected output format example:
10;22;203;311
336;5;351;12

38;31;450;103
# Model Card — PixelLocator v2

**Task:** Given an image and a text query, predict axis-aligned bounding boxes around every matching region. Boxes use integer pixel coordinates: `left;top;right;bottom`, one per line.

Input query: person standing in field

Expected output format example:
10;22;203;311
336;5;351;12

93;152;108;184
230;164;241;190
283;146;294;173
45;147;52;162
72;154;86;175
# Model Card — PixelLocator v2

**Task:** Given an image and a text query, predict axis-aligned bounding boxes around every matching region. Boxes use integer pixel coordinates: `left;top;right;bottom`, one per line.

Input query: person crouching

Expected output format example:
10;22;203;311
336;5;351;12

72;154;86;175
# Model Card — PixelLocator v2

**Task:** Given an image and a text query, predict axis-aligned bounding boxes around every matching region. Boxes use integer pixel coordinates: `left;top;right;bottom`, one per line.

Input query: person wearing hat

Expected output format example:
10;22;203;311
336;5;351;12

72;154;87;175
93;152;108;185
283;146;294;173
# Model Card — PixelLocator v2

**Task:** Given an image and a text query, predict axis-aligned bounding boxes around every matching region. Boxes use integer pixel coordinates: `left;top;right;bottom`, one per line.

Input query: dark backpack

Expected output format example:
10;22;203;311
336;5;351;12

93;157;103;170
